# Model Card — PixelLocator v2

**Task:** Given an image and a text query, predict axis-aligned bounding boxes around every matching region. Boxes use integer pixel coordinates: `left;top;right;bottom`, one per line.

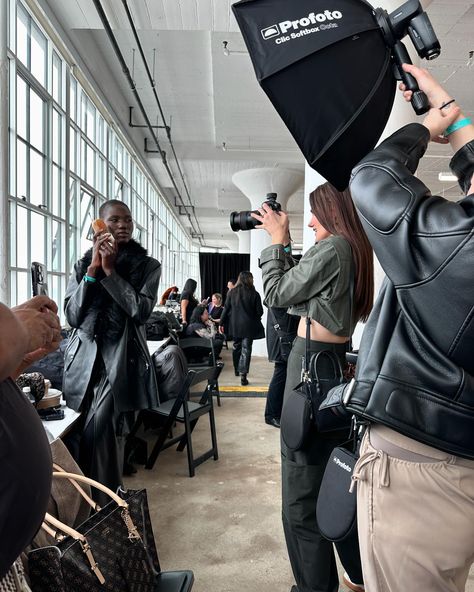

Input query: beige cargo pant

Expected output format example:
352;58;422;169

354;427;474;592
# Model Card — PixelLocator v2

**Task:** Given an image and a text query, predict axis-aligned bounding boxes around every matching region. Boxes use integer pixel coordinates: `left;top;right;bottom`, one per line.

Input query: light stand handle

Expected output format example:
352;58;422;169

392;41;430;115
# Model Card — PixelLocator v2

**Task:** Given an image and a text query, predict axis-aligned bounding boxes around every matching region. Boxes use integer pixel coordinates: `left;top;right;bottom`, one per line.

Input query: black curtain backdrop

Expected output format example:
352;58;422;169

199;253;250;304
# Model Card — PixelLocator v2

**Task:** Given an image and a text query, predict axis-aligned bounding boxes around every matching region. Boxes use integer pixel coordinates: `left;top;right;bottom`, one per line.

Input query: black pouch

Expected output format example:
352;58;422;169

316;444;358;542
280;381;313;451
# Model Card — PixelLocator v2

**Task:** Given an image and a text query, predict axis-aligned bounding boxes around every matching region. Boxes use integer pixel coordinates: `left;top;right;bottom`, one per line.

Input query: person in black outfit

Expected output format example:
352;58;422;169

220;271;265;385
63;200;160;502
207;293;223;323
264;307;299;428
180;278;198;326
185;304;224;360
0;295;61;577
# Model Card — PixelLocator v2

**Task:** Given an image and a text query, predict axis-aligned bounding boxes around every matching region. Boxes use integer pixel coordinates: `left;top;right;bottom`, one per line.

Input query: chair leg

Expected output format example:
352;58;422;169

183;412;195;477
145;414;175;470
209;404;219;461
176;419;198;452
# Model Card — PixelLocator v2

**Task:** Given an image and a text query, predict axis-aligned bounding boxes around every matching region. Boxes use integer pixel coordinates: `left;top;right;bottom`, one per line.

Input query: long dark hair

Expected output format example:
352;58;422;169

232;271;255;302
309;182;374;322
235;271;254;290
189;304;207;324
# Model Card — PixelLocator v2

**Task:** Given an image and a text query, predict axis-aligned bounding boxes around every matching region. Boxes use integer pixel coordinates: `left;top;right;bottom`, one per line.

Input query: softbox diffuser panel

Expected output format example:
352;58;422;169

233;0;397;190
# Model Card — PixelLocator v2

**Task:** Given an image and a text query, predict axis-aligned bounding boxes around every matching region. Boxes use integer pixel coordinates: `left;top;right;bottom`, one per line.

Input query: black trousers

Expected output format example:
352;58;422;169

64;357;134;506
232;337;253;375
281;337;363;592
265;360;288;421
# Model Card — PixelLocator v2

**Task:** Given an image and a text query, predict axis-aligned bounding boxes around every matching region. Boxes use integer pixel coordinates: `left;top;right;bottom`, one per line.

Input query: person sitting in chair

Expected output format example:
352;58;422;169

184;304;224;362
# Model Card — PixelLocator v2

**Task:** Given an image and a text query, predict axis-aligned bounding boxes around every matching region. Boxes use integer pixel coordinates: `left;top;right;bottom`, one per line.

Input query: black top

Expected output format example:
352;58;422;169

208;304;223;321
0;379;52;577
180;290;198;324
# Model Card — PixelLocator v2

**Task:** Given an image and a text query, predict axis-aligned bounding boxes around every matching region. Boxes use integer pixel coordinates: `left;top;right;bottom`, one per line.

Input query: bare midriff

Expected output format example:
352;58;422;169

297;316;349;344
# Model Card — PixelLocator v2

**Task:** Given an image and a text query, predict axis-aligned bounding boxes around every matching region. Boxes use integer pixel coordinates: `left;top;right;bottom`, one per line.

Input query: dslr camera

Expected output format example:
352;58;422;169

230;192;281;232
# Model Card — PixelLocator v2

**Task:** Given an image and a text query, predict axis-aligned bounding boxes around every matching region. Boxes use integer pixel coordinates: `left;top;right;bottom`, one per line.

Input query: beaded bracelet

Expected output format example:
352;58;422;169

444;117;472;137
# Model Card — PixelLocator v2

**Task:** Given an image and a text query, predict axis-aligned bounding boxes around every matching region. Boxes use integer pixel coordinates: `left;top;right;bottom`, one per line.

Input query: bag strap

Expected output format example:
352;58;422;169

42;513;106;585
52;463;101;512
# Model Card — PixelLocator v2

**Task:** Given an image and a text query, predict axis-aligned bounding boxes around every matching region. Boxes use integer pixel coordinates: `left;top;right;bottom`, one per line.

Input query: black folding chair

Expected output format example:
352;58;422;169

138;367;219;477
179;337;223;406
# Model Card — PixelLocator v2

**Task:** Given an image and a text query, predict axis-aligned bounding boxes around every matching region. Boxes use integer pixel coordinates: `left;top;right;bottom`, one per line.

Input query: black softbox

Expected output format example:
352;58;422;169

232;0;396;190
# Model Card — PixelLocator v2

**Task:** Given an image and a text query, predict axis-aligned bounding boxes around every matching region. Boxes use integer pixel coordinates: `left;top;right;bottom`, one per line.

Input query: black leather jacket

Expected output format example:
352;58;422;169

346;123;474;459
63;241;161;413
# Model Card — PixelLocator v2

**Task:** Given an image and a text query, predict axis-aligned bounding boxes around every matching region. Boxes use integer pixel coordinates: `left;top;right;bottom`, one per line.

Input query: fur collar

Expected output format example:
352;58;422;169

76;239;150;339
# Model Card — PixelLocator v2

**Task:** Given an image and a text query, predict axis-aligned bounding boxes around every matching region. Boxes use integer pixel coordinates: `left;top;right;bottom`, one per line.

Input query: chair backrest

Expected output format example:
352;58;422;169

179;337;216;366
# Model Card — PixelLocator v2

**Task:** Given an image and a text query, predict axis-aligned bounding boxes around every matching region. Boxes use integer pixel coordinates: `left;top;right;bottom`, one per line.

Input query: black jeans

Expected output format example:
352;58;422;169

265;360;288;421
232;337;253;375
281;337;363;592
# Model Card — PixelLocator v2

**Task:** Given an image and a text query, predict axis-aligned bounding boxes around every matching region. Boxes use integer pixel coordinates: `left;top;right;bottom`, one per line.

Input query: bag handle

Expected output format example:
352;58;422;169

42;513;106;585
310;349;344;381
52;463;101;512
51;472;128;508
49;472;142;543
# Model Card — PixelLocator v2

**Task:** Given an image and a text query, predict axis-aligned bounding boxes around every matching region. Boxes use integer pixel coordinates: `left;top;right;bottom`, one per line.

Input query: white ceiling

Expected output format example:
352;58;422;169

39;0;474;251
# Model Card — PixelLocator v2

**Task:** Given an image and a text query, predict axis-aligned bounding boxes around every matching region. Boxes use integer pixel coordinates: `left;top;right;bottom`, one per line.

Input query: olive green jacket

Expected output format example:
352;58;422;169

259;235;353;337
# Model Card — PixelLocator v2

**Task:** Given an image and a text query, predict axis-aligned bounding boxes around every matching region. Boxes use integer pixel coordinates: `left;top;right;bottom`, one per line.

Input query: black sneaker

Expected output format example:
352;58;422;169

241;375;249;386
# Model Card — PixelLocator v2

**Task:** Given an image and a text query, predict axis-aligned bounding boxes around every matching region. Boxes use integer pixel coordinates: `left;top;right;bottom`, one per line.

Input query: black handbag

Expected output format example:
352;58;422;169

281;317;315;451
28;472;160;592
281;318;352;450
316;425;365;542
309;350;352;432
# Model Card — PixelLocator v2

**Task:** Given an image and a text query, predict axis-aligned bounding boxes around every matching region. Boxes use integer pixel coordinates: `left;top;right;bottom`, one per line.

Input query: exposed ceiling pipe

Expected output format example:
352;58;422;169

91;0;203;244
120;0;201;236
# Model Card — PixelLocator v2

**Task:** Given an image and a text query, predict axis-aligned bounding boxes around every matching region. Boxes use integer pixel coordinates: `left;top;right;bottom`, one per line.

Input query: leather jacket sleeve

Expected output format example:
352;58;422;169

350;123;473;286
64;267;94;328
64;259;161;328
100;260;161;324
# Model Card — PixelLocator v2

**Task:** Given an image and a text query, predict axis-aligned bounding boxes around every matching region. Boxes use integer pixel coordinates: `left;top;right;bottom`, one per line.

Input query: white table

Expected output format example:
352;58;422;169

42;400;81;443
147;336;172;356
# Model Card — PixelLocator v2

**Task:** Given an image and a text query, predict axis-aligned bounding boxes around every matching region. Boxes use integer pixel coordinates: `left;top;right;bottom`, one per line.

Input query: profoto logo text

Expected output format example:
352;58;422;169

333;455;352;473
261;10;343;45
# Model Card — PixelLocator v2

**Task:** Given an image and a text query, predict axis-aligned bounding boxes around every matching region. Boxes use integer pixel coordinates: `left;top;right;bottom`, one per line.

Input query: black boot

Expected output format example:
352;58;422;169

241;374;249;386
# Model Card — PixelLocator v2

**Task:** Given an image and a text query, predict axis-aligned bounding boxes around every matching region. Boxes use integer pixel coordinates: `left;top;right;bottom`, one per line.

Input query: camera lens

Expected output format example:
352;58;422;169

229;210;261;232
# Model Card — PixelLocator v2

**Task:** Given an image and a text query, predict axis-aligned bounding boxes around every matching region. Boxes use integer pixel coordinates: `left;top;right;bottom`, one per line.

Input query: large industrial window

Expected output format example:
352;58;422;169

6;0;199;314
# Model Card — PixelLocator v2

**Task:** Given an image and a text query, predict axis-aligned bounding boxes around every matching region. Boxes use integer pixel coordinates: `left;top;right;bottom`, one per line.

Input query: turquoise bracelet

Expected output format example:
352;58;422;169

283;244;291;254
83;275;97;283
444;117;472;137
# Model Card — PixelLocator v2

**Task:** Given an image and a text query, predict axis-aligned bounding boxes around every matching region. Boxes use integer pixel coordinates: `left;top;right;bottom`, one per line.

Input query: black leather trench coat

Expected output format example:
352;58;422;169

63;250;161;413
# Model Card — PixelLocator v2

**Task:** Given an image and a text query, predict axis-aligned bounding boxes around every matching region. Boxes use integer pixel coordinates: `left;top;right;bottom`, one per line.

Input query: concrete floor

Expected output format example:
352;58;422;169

125;347;474;592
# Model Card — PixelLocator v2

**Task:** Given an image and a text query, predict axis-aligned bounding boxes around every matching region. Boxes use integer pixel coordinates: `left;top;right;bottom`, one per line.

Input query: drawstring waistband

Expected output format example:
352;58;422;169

350;448;390;492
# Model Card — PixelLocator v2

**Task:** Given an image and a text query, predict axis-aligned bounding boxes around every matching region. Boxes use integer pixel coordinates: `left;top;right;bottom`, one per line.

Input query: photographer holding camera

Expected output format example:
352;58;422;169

346;64;474;592
253;186;374;592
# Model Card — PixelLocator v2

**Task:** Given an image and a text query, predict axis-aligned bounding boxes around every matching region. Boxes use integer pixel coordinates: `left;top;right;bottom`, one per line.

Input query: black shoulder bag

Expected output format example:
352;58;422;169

280;316;315;451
